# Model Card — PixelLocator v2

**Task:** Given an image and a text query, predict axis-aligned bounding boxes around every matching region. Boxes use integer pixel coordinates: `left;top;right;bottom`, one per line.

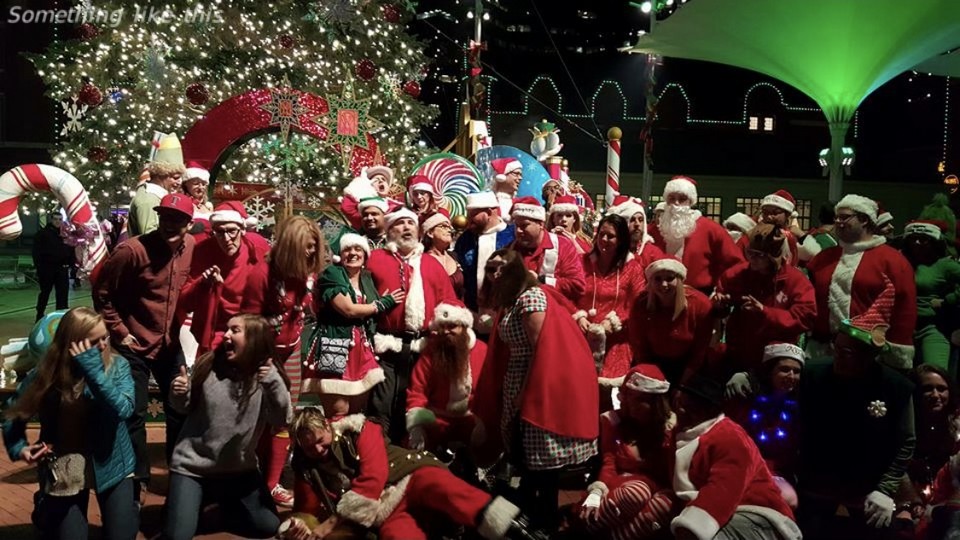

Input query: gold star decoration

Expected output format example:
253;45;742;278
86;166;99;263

260;77;312;142
313;84;384;170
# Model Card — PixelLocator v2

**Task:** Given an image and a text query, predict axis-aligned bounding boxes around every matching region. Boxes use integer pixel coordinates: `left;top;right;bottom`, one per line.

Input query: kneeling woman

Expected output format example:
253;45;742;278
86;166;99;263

163;314;293;540
2;307;138;540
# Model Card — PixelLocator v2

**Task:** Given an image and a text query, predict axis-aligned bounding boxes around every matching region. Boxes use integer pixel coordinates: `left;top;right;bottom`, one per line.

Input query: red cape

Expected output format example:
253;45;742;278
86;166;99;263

474;286;599;449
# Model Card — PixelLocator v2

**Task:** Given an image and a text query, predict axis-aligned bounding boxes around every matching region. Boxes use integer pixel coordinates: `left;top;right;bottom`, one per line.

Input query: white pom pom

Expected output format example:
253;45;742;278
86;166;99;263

588;308;597;317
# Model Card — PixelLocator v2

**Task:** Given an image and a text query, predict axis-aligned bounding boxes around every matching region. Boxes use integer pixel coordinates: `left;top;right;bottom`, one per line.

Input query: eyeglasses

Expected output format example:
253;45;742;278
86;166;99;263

213;227;242;239
834;213;858;224
434;223;453;231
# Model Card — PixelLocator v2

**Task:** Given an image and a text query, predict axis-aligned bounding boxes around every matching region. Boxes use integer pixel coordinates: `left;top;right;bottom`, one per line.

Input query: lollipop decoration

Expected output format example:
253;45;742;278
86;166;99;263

0;164;107;279
410;153;484;217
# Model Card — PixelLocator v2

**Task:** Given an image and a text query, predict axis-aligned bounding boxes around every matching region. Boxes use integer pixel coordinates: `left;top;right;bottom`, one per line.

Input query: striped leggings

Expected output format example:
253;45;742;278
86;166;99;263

586;480;675;540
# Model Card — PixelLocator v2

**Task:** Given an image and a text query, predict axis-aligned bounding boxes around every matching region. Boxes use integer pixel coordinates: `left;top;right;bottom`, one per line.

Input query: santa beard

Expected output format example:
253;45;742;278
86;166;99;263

388;234;420;254
660;204;700;244
431;330;472;383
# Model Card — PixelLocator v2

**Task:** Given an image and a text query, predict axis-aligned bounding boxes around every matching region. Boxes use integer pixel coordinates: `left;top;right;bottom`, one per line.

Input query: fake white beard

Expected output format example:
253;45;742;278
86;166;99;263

389;235;420;254
660;204;699;243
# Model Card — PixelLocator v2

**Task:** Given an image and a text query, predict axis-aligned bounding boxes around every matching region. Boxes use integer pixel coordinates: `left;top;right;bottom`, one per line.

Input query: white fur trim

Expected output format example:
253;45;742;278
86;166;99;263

209;209;244;226
476;222;506;289
494;160;523;183
904;222;940;240
827;251;863;333
573;310;589;321
604;311;623;333
624;371;670;394
478;496;522;540
317;368;384;396
384;207;419;229
610;200;645;220
184;167;210;185
404;253;426;331
723;212;756;233
671;504;721;540
880;342;916;370
674;415;725;501
338;233;371;257
511;203;545;222
876;211;894;227
762;343;805;365
408;181;436;195
374;475;411;526
358;198;389;213
549;202;580;215
344;175;378;201
447;361;473;415
430;303;474;329
761;194;796;213
420;212;450;234
645;258;688;280
467;191;500;209
337;489;381;527
331;413;368;436
836;194;879;224
654;201;666;212
599;376;625;388
586;480;610;497
373;333;427;354
663;177;698;205
540;232;560;283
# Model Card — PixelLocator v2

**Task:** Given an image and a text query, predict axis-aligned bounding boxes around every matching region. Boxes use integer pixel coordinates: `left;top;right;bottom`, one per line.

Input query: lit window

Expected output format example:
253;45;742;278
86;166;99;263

748;116;759;131
763;117;775;131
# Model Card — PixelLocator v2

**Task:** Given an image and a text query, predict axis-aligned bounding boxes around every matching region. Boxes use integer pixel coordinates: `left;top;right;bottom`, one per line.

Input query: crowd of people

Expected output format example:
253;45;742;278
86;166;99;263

4;138;960;540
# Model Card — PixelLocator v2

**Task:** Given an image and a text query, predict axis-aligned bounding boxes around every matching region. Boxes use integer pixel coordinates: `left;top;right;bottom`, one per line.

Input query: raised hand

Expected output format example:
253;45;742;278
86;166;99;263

68;339;93;358
257;359;275;382
202;265;223;284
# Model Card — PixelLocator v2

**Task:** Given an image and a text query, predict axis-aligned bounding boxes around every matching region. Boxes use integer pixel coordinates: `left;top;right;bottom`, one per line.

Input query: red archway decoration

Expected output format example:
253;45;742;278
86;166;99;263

181;88;378;179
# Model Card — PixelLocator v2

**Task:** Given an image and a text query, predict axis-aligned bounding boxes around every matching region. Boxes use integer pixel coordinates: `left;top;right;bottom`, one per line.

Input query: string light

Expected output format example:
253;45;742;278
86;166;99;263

942;76;951;173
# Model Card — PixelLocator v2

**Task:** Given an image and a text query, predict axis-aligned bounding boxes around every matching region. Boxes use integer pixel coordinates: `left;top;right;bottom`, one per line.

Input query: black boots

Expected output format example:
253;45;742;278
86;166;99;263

505;513;549;540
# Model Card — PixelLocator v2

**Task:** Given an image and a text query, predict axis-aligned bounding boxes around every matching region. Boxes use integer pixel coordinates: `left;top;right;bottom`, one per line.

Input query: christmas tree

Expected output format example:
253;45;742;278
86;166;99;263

27;0;437;209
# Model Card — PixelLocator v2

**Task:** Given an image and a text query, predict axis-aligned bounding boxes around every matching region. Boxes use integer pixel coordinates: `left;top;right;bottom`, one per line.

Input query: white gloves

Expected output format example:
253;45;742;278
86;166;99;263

583;491;602;509
864;490;894;528
724;372;753;399
408;426;425;451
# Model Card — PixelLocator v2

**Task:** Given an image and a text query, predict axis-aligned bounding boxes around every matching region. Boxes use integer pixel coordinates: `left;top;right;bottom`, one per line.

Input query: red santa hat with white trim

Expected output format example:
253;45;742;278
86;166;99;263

663;175;698;205
183;161;210;185
761;189;797;217
762;342;805;365
429;302;474;330
420;208;451;237
548;194;581;215
836;194;879;224
210;201;258;229
384;206;419;229
620;364;670;394
511;196;546;222
904;219;947;241
357;196;389;214
644;255;687;281
407;175;437;197
607;194;646;220
491;158;522;183
723;212;757;233
466;191;500;210
875;202;893;227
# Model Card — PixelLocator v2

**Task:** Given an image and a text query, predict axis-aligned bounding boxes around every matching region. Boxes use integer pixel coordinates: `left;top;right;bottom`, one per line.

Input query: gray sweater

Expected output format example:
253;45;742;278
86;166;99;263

169;364;292;477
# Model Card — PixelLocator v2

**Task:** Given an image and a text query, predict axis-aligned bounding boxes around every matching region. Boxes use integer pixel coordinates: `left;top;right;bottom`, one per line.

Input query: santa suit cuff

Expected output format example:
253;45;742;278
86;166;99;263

586;480;609;497
543;275;557;287
671;505;721;540
879;343;915;370
337;489;381;528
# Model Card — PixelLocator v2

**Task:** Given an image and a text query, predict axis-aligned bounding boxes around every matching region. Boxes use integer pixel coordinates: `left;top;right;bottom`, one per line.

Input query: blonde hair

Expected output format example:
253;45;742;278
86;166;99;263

148;161;186;180
269;216;327;282
290;406;330;445
646;276;688;321
6;307;111;420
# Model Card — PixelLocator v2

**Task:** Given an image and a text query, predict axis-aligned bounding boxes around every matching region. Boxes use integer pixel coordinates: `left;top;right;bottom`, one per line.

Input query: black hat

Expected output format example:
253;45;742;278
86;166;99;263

677;374;724;406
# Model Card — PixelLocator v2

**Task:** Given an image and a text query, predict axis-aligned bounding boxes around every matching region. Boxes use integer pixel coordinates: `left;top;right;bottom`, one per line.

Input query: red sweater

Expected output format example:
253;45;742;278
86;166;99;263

512;232;586;302
628;287;714;383
651;216;744;291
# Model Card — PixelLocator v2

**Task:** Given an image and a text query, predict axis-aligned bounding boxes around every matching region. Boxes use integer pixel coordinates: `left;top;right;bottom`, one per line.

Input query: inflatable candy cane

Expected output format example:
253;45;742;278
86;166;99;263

0;164;108;279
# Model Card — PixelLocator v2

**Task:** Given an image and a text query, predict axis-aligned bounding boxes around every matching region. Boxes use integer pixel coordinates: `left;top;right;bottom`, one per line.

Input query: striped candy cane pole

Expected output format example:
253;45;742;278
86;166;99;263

0;164;108;278
606;126;623;208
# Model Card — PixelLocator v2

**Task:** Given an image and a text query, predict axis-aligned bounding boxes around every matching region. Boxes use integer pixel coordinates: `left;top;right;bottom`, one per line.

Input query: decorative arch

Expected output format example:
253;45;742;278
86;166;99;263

181;88;378;182
591;80;628;120
656;83;693;122
524;76;564;114
743;82;787;115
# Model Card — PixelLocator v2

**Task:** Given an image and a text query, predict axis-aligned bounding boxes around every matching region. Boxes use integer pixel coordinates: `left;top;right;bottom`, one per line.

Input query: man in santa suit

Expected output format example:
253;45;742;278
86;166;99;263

671;375;801;540
650;176;744;294
284;408;546;540
607;194;665;268
490;158;523;220
508;197;586;302
806;194;917;369
358;196;389;250
405;303;485;453
341;166;402;230
366;207;458;443
736;190;801;267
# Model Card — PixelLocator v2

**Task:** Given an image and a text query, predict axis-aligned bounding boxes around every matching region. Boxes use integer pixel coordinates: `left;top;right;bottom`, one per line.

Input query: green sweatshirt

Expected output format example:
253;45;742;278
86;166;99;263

914;257;960;319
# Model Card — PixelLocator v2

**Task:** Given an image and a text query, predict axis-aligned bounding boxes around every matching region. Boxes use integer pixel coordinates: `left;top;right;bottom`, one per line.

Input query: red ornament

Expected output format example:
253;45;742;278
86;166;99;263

278;34;295;49
78;83;103;107
186;82;209;106
403;80;421;99
355;59;377;81
87;146;108;163
382;4;402;23
77;23;99;40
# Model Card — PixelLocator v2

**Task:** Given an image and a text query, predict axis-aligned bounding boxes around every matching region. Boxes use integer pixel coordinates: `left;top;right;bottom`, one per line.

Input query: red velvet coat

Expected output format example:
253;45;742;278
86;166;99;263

474;286;599;454
716;262;816;373
366;247;458;333
406;339;486;419
650;216;744;291
592;410;674;494
628;287;714;384
511;232;586;302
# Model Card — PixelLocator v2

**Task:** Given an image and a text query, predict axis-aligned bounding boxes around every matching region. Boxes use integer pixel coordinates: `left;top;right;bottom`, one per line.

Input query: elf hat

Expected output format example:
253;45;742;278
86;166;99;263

147;132;186;177
762;342;805;365
491;158;522;183
644;255;687;281
838;274;894;350
621;364;670;394
511;196;546;222
663;175;698;205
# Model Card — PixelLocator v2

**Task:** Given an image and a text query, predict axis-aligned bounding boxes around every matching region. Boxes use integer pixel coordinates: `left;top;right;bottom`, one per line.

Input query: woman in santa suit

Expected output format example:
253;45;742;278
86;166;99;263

547;194;593;254
575;364;677;539
407;175;440;218
628;257;715;385
473;248;599;532
575;214;646;410
421;209;465;300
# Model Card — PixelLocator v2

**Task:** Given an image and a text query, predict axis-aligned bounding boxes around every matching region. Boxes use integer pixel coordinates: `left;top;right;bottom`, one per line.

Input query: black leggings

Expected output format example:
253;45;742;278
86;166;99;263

33;476;138;540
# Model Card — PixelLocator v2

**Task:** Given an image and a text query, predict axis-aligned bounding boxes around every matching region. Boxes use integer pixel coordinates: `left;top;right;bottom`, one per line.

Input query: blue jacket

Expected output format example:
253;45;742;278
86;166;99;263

2;349;136;493
454;223;516;311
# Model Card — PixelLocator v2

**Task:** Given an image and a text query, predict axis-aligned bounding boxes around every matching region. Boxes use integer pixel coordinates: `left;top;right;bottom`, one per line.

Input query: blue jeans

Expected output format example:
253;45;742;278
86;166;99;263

162;471;280;540
33;477;138;540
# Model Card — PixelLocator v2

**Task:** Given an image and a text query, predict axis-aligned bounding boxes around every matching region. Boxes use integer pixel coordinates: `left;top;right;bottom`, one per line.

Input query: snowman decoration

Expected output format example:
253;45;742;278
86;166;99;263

529;119;563;162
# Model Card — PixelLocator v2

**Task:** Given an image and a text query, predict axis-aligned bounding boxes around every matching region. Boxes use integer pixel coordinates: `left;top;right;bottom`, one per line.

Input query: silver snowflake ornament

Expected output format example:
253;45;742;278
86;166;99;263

60;97;88;136
868;400;887;418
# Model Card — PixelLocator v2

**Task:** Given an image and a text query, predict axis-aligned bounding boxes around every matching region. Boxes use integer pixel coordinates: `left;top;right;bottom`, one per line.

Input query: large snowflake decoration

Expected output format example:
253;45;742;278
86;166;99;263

313;85;384;170
260;82;312;143
320;0;356;25
141;37;170;84
262;135;319;172
60;96;88;136
146;399;165;419
246;196;276;229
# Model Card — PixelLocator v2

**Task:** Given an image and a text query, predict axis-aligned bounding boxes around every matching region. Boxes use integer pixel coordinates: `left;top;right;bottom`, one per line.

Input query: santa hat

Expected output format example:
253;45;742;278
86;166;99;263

337;233;371;258
183;161;210;185
549;194;581;215
875;203;893;227
621;364;670;394
663;175;698;205
607;195;646;220
384;207;419;229
541;178;561;191
210;201;257;229
762;343;805;365
358;197;388;214
836;194;879;224
466;191;500;210
420;208;451;235
491;158;522;183
511;196;546;222
407;175;436;196
429;303;474;329
312;357;385;397
839;274;894;350
761;189;797;215
904;220;946;240
364;165;394;185
723;212;757;233
644;256;687;281
654;201;666;212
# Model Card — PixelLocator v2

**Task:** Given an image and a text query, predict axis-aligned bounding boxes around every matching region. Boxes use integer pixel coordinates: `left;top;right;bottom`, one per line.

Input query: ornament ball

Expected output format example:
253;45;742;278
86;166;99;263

403;80;421;99
382;4;402;23
77;23;99;40
78;83;103;107
356;59;377;81
87;146;108;163
451;214;468;231
279;34;295;49
186;82;209;105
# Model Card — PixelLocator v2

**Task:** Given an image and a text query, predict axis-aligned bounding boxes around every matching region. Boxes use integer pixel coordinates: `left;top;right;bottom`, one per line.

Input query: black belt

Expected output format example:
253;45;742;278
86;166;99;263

383;329;425;341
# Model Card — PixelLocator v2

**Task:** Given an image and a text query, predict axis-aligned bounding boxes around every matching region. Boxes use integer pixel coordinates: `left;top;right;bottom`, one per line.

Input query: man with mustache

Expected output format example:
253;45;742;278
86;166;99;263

650;176;744;294
358;196;390;250
508;197;586;302
405;303;486;453
607;194;664;268
365;207;458;443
